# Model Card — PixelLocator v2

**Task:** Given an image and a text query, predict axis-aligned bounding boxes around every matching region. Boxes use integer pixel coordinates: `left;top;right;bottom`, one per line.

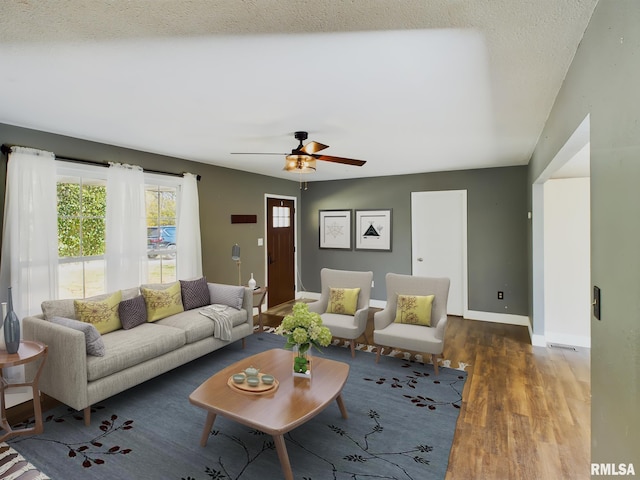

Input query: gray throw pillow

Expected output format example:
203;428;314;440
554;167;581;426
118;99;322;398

118;295;148;329
180;277;210;311
50;316;106;356
208;283;245;310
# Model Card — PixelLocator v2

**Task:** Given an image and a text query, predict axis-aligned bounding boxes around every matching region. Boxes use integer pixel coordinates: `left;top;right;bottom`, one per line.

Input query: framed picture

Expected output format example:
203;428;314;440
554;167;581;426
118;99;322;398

319;210;352;249
355;209;392;251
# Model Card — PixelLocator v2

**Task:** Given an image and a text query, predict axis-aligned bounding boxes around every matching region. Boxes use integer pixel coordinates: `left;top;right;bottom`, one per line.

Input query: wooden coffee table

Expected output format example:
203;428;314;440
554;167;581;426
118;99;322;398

189;348;349;480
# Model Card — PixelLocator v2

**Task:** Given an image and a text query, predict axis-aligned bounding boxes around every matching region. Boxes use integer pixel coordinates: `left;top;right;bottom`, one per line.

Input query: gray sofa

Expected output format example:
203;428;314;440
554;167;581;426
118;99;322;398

23;282;254;425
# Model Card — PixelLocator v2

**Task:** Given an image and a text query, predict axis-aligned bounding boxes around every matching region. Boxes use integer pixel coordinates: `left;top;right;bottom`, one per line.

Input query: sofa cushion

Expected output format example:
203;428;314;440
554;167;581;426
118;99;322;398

155;306;248;344
85;323;186;382
141;282;184;322
118;295;147;330
393;294;434;327
74;291;123;335
51;316;106;357
326;287;361;315
41;287;139;321
208;283;244;310
180;277;210;311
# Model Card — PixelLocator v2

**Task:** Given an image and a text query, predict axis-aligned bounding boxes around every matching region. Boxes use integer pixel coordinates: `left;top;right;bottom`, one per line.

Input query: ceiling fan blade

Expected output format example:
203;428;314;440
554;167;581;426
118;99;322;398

230;152;287;155
315;155;366;167
301;141;329;155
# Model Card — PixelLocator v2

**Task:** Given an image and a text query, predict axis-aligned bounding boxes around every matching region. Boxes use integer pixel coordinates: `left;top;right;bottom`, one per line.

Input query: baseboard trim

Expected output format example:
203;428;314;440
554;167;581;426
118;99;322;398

544;331;591;349
369;299;386;309
297;293;531;330
463;310;531;327
297;291;319;301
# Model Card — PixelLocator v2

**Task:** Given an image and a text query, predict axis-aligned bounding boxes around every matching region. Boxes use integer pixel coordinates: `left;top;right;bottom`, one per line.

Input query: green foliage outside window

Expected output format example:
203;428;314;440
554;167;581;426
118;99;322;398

57;183;106;257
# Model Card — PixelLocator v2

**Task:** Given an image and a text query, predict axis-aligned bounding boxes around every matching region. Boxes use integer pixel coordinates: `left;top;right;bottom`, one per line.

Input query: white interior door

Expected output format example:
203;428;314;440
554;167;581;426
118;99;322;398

411;190;467;316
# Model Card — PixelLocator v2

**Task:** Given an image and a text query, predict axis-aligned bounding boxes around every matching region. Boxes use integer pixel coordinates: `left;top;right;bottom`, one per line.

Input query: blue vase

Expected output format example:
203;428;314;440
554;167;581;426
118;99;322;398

4;287;20;354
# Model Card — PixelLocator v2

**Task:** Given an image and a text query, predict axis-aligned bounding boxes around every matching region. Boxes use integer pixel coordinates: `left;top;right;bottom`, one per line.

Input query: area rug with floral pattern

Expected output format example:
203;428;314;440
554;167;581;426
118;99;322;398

9;333;466;480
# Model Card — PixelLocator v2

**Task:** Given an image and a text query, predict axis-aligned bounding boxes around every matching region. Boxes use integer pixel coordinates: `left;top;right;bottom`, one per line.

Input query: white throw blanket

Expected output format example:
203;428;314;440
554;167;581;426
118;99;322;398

199;305;233;341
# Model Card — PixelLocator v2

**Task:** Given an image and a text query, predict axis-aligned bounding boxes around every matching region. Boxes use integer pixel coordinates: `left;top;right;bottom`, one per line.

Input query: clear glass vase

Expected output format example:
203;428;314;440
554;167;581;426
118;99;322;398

4;287;21;354
293;344;311;378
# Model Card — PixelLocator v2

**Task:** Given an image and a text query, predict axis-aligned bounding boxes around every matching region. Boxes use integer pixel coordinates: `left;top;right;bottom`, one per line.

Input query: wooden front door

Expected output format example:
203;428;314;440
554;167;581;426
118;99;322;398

266;197;295;308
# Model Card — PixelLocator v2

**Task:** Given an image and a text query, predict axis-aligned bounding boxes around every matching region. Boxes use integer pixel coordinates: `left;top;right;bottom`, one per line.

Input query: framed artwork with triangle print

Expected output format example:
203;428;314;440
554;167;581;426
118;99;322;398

355;209;392;251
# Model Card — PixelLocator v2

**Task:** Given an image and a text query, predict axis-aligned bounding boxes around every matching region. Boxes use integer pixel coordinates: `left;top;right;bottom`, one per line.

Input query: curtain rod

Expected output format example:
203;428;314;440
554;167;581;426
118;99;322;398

1;144;201;181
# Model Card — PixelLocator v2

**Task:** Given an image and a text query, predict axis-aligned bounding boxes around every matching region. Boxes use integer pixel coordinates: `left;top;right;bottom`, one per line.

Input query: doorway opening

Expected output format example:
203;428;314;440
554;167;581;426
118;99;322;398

532;114;591;348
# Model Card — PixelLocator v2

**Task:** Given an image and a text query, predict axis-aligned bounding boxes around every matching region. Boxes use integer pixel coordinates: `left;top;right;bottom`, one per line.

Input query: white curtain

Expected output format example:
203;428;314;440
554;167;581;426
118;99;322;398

176;173;202;279
0;147;58;318
105;163;148;291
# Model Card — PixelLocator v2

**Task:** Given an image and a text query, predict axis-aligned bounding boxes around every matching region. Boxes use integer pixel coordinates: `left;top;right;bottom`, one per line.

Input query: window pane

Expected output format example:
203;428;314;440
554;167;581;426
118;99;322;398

81;218;105;256
57;181;80;216
83;259;106;297
58;218;81;257
58;259;105;299
148;257;176;283
81;183;106;217
58;261;84;299
272;206;290;228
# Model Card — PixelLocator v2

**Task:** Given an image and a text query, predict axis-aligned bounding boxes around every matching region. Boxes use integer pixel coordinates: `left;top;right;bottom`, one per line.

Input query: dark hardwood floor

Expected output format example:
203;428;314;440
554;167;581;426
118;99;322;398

261;305;591;480
6;308;590;480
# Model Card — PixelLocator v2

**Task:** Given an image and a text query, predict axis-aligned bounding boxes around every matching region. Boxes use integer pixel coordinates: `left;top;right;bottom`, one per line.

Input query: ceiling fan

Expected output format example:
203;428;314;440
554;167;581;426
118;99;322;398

232;131;366;174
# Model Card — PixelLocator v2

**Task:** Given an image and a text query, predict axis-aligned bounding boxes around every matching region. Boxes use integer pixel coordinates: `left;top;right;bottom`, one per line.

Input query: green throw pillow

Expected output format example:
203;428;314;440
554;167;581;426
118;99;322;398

141;282;184;322
326;287;361;315
393;294;434;327
74;290;123;335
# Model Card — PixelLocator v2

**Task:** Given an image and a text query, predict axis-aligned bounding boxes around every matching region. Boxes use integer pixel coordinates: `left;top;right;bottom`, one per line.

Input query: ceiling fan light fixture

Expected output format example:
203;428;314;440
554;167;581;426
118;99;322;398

284;154;316;173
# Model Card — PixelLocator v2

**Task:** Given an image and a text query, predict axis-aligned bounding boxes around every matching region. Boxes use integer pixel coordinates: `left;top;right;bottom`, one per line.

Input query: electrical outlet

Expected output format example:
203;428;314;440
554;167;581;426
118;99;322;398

497;291;504;300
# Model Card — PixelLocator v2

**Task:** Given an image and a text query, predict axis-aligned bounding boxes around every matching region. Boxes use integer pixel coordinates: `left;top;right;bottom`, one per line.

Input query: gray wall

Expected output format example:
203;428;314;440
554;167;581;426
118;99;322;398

300;166;529;315
528;0;640;465
0;123;300;287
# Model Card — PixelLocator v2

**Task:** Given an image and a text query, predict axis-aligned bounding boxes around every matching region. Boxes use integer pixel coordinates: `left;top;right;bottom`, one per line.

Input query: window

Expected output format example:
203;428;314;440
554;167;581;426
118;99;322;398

57;166;107;298
272;205;291;228
56;164;180;298
145;182;178;284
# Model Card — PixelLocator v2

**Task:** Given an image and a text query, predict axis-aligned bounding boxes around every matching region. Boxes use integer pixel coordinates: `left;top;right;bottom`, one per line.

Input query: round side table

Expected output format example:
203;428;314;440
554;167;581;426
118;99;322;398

0;340;48;442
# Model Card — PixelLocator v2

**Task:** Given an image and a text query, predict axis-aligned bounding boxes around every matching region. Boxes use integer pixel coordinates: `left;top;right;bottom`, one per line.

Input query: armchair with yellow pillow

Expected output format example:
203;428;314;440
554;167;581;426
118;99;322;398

307;268;373;357
373;273;450;374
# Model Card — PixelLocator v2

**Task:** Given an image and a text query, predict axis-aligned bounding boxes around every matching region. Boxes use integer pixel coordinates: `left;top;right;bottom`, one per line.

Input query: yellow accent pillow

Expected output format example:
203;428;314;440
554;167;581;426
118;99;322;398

141;282;184;322
74;290;123;335
326;287;361;315
393;294;435;327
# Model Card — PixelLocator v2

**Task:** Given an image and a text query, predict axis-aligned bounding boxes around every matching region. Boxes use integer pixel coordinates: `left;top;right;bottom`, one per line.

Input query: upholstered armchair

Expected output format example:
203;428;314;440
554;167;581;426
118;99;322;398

373;273;450;374
307;268;373;357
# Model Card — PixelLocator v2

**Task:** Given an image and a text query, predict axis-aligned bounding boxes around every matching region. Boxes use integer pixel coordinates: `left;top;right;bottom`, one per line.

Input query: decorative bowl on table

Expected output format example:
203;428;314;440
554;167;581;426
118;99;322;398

246;376;260;387
261;374;275;385
232;374;245;384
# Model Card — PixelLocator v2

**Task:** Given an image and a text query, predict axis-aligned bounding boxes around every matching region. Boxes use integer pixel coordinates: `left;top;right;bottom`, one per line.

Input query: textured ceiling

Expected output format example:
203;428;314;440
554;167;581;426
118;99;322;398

0;0;598;182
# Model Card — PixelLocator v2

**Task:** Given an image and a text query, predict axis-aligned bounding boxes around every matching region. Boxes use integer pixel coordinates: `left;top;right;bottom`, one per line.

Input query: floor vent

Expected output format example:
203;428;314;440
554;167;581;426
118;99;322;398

548;343;577;351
